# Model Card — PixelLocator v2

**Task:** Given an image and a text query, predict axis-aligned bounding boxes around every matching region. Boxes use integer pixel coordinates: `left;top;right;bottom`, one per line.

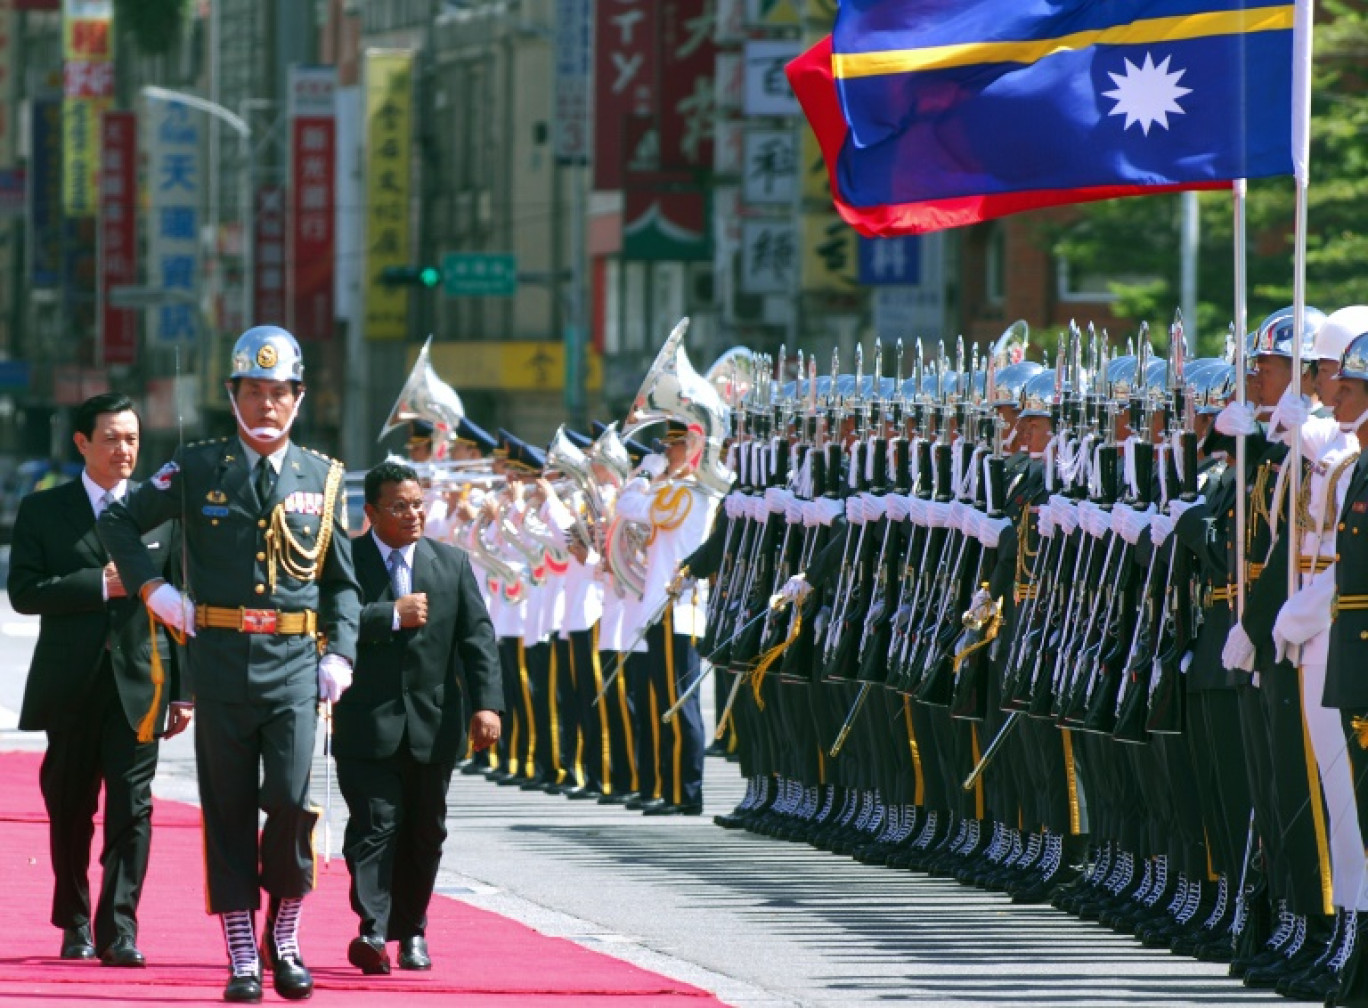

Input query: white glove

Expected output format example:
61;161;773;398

1052;500;1079;536
1215;402;1258;437
318;653;353;703
845;495;866;524
925;501;951;528
623;476;651;497
1149;513;1175;545
1037;503;1055;537
1222;622;1257;673
1110;502;1134;537
861;493;888;521
724;492;745;519
1270;391;1310;440
780;574;812;604
1272;570;1335;659
785;498;805;524
1168;495;1206;523
977;513;1010;548
638;453;668;479
907;498;927;526
764;487;793;514
883;493;911;523
146;583;197;637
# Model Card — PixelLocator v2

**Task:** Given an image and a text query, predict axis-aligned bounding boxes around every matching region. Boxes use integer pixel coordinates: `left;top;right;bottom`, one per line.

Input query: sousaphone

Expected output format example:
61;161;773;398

378;336;465;459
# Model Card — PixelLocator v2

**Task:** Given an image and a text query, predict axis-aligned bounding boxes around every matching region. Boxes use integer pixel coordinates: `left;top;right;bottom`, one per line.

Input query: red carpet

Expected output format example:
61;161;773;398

0;751;726;1006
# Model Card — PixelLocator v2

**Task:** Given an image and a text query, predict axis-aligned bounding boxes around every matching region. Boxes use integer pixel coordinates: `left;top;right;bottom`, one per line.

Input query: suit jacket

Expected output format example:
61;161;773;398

334;533;504;765
9;479;181;734
99;438;361;705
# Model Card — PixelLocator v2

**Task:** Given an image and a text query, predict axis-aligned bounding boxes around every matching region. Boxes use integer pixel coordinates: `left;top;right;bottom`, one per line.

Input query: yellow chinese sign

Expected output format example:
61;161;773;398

364;49;413;341
802;212;858;293
62;0;113;215
425;341;603;392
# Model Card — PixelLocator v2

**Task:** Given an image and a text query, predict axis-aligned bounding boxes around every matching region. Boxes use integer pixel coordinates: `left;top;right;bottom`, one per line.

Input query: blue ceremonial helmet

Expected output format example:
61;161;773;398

1253;305;1327;360
1338;330;1368;384
229;325;304;383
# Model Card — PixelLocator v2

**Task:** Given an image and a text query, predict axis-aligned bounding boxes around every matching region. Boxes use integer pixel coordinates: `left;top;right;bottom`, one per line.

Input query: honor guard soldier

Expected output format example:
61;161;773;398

99;325;362;1003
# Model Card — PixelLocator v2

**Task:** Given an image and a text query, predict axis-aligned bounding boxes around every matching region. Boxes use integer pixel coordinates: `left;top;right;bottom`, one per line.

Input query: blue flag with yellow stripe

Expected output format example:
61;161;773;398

831;0;1296;207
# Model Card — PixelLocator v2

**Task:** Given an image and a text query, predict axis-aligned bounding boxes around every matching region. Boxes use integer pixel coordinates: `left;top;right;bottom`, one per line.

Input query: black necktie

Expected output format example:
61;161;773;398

255;457;275;506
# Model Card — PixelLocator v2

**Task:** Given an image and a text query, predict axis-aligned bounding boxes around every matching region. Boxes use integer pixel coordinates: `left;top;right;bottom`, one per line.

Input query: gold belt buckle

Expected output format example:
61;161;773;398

240;608;278;634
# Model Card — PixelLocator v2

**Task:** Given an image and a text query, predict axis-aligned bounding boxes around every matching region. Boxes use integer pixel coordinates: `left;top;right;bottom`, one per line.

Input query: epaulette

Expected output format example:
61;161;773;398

302;446;343;467
185;436;229;450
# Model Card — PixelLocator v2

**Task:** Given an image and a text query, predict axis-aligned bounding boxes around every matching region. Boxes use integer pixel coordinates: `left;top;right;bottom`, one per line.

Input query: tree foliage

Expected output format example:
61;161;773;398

1047;1;1368;357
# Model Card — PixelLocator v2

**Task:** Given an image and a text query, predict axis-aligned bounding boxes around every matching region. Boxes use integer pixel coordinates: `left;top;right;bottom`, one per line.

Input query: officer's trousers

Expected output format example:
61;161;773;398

195;697;317;914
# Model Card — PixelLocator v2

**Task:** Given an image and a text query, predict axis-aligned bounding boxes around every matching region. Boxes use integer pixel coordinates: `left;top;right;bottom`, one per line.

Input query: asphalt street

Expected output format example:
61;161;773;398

0;564;1286;1007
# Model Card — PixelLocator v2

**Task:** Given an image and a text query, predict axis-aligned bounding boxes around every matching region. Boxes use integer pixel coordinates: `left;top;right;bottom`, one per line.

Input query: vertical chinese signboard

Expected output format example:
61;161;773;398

98;110;136;365
254;185;286;325
553;0;590;164
658;0;714;173
288;66;336;342
61;0;113;216
593;0;658;190
144;99;201;343
363;49;412;342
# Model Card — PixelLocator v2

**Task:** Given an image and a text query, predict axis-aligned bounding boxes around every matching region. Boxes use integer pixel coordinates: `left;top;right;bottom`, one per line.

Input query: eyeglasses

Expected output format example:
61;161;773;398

381;500;425;516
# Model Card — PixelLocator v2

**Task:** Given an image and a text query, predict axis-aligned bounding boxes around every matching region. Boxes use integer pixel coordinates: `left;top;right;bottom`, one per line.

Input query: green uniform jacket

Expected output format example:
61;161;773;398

98;437;361;706
1327;454;1368;709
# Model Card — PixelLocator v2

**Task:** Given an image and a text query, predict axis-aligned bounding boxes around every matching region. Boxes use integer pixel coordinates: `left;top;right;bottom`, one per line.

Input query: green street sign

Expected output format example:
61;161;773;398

442;252;518;297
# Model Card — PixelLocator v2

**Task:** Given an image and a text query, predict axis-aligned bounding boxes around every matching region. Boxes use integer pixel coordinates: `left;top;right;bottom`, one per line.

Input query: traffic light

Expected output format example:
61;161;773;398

379;265;442;288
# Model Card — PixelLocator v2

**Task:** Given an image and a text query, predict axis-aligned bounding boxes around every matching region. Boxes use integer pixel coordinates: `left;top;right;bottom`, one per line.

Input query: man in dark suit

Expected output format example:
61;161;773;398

8;393;187;967
335;461;504;975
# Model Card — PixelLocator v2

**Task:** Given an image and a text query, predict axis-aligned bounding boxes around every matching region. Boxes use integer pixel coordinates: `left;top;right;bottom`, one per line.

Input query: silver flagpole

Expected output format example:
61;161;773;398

1233;178;1248;621
1287;0;1315;600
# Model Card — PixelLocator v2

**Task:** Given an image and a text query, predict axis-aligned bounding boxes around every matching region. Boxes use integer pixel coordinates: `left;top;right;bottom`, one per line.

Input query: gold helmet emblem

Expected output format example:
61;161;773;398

256;344;279;369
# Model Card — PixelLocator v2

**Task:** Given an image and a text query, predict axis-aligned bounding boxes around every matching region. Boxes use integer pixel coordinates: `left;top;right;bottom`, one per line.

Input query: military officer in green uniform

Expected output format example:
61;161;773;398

99;325;361;1004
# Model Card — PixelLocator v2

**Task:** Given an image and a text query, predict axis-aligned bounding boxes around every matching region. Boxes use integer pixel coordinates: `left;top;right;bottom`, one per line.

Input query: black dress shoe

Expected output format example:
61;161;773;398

347;935;390;975
625;794;652;810
565;786;601;800
99;935;146;967
518;775;548;790
60;925;96;960
636;797;666;813
261;922;313;1000
643;802;681;816
224;970;264;1003
598;791;636;805
397;936;432;971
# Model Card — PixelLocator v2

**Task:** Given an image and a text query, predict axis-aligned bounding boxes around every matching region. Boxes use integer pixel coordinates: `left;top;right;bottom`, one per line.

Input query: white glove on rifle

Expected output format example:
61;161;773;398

1222;622;1257;673
780;575;812;604
977;513;1010;549
1272;569;1336;664
146;583;197;637
1215;402;1258;437
318;653;353;704
1269;391;1310;442
1169;495;1206;524
1149;513;1175;546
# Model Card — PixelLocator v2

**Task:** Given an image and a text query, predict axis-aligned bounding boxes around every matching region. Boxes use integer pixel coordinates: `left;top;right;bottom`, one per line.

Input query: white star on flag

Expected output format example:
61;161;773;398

1102;52;1193;136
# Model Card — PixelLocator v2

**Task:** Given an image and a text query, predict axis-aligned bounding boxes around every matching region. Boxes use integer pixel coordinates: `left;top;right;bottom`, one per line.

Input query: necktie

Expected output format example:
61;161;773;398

255;458;275;506
388;550;410;598
98;490;115;517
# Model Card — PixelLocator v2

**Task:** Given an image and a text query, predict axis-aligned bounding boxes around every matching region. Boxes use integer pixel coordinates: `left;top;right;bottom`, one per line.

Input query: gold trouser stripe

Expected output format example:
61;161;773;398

817;745;826;786
565;637;585;788
1061;728;1081;836
547;644;565;783
1297;665;1336;916
1205;827;1218;882
647;674;662;801
665;611;683;806
517;640;537;778
970;725;985;821
590;626;612;792
615;651;639;795
903;698;924;806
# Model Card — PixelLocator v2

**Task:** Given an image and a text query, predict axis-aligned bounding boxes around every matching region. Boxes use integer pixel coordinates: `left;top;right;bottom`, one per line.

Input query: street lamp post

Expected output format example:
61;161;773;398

140;85;253;328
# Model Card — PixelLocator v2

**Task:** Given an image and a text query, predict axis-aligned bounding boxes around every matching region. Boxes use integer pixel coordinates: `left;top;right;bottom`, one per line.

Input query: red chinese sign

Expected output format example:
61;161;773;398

288;66;336;341
254;185;286;326
658;0;715;172
593;0;658;190
98;110;136;365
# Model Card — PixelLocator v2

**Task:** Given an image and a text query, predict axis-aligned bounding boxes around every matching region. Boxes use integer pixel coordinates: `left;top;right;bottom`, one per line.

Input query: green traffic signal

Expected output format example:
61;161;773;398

379;265;443;288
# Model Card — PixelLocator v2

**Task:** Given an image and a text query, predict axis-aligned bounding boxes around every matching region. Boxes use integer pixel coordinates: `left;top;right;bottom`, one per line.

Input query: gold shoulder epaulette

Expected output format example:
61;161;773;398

303;446;342;466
